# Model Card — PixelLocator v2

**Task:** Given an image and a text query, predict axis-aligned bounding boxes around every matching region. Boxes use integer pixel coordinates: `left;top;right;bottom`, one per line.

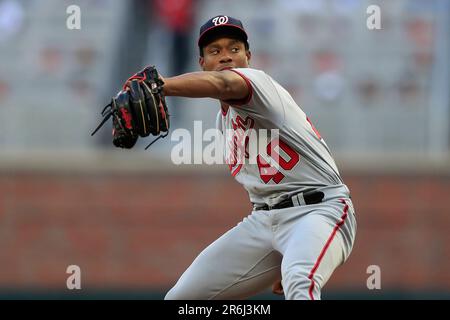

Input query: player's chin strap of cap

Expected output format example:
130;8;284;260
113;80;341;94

253;190;325;211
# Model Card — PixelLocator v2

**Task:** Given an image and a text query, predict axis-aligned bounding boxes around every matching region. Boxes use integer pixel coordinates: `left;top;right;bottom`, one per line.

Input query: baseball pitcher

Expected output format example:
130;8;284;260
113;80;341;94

93;15;357;300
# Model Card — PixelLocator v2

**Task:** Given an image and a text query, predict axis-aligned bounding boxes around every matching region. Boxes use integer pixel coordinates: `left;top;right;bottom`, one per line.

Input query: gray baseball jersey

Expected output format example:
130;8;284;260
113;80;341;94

166;68;356;300
218;68;346;206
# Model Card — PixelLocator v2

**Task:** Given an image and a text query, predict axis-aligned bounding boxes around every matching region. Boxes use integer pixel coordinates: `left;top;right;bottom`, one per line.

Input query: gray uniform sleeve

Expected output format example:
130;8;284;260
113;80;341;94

226;68;285;127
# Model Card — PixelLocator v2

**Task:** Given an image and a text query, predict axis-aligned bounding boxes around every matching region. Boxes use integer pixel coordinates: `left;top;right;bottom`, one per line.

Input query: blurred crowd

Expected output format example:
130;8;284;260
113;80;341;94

0;0;448;158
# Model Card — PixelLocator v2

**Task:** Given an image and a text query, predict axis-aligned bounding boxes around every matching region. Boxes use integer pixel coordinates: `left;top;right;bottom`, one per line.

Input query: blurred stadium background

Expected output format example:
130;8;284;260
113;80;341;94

0;0;449;299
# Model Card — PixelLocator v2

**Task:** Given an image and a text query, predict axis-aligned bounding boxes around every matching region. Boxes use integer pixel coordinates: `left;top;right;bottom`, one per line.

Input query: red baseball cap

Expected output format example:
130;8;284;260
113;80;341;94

198;15;249;49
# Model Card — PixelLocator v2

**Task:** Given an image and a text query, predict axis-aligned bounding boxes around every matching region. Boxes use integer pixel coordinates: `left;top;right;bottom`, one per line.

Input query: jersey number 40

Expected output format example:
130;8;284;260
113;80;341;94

256;139;299;184
256;116;322;184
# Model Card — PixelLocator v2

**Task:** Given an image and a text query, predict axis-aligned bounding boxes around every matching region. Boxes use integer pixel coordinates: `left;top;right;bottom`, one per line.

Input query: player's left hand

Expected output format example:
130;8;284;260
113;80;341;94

91;66;170;149
272;279;284;295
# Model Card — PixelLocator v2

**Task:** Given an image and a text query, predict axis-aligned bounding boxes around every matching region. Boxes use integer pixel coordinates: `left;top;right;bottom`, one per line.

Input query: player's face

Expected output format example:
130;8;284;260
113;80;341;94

199;37;251;72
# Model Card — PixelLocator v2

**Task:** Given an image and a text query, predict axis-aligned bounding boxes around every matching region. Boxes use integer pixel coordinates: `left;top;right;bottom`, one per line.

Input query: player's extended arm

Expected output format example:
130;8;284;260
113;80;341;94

163;70;249;102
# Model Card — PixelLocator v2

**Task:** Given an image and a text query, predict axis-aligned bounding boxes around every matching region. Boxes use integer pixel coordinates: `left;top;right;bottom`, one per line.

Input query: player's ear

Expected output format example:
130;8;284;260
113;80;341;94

246;50;252;65
199;56;205;71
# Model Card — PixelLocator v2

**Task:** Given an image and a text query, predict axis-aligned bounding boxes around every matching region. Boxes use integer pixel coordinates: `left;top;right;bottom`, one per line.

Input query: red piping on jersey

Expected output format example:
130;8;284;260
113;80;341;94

231;163;243;177
225;69;253;106
308;199;349;300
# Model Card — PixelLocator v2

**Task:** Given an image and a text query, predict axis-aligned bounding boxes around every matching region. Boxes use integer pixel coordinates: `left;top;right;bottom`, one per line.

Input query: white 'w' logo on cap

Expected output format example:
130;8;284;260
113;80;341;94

212;16;229;26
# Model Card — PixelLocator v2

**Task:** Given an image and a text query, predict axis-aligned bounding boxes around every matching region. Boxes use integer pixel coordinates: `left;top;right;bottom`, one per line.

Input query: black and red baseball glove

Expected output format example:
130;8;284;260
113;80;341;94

91;66;170;149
